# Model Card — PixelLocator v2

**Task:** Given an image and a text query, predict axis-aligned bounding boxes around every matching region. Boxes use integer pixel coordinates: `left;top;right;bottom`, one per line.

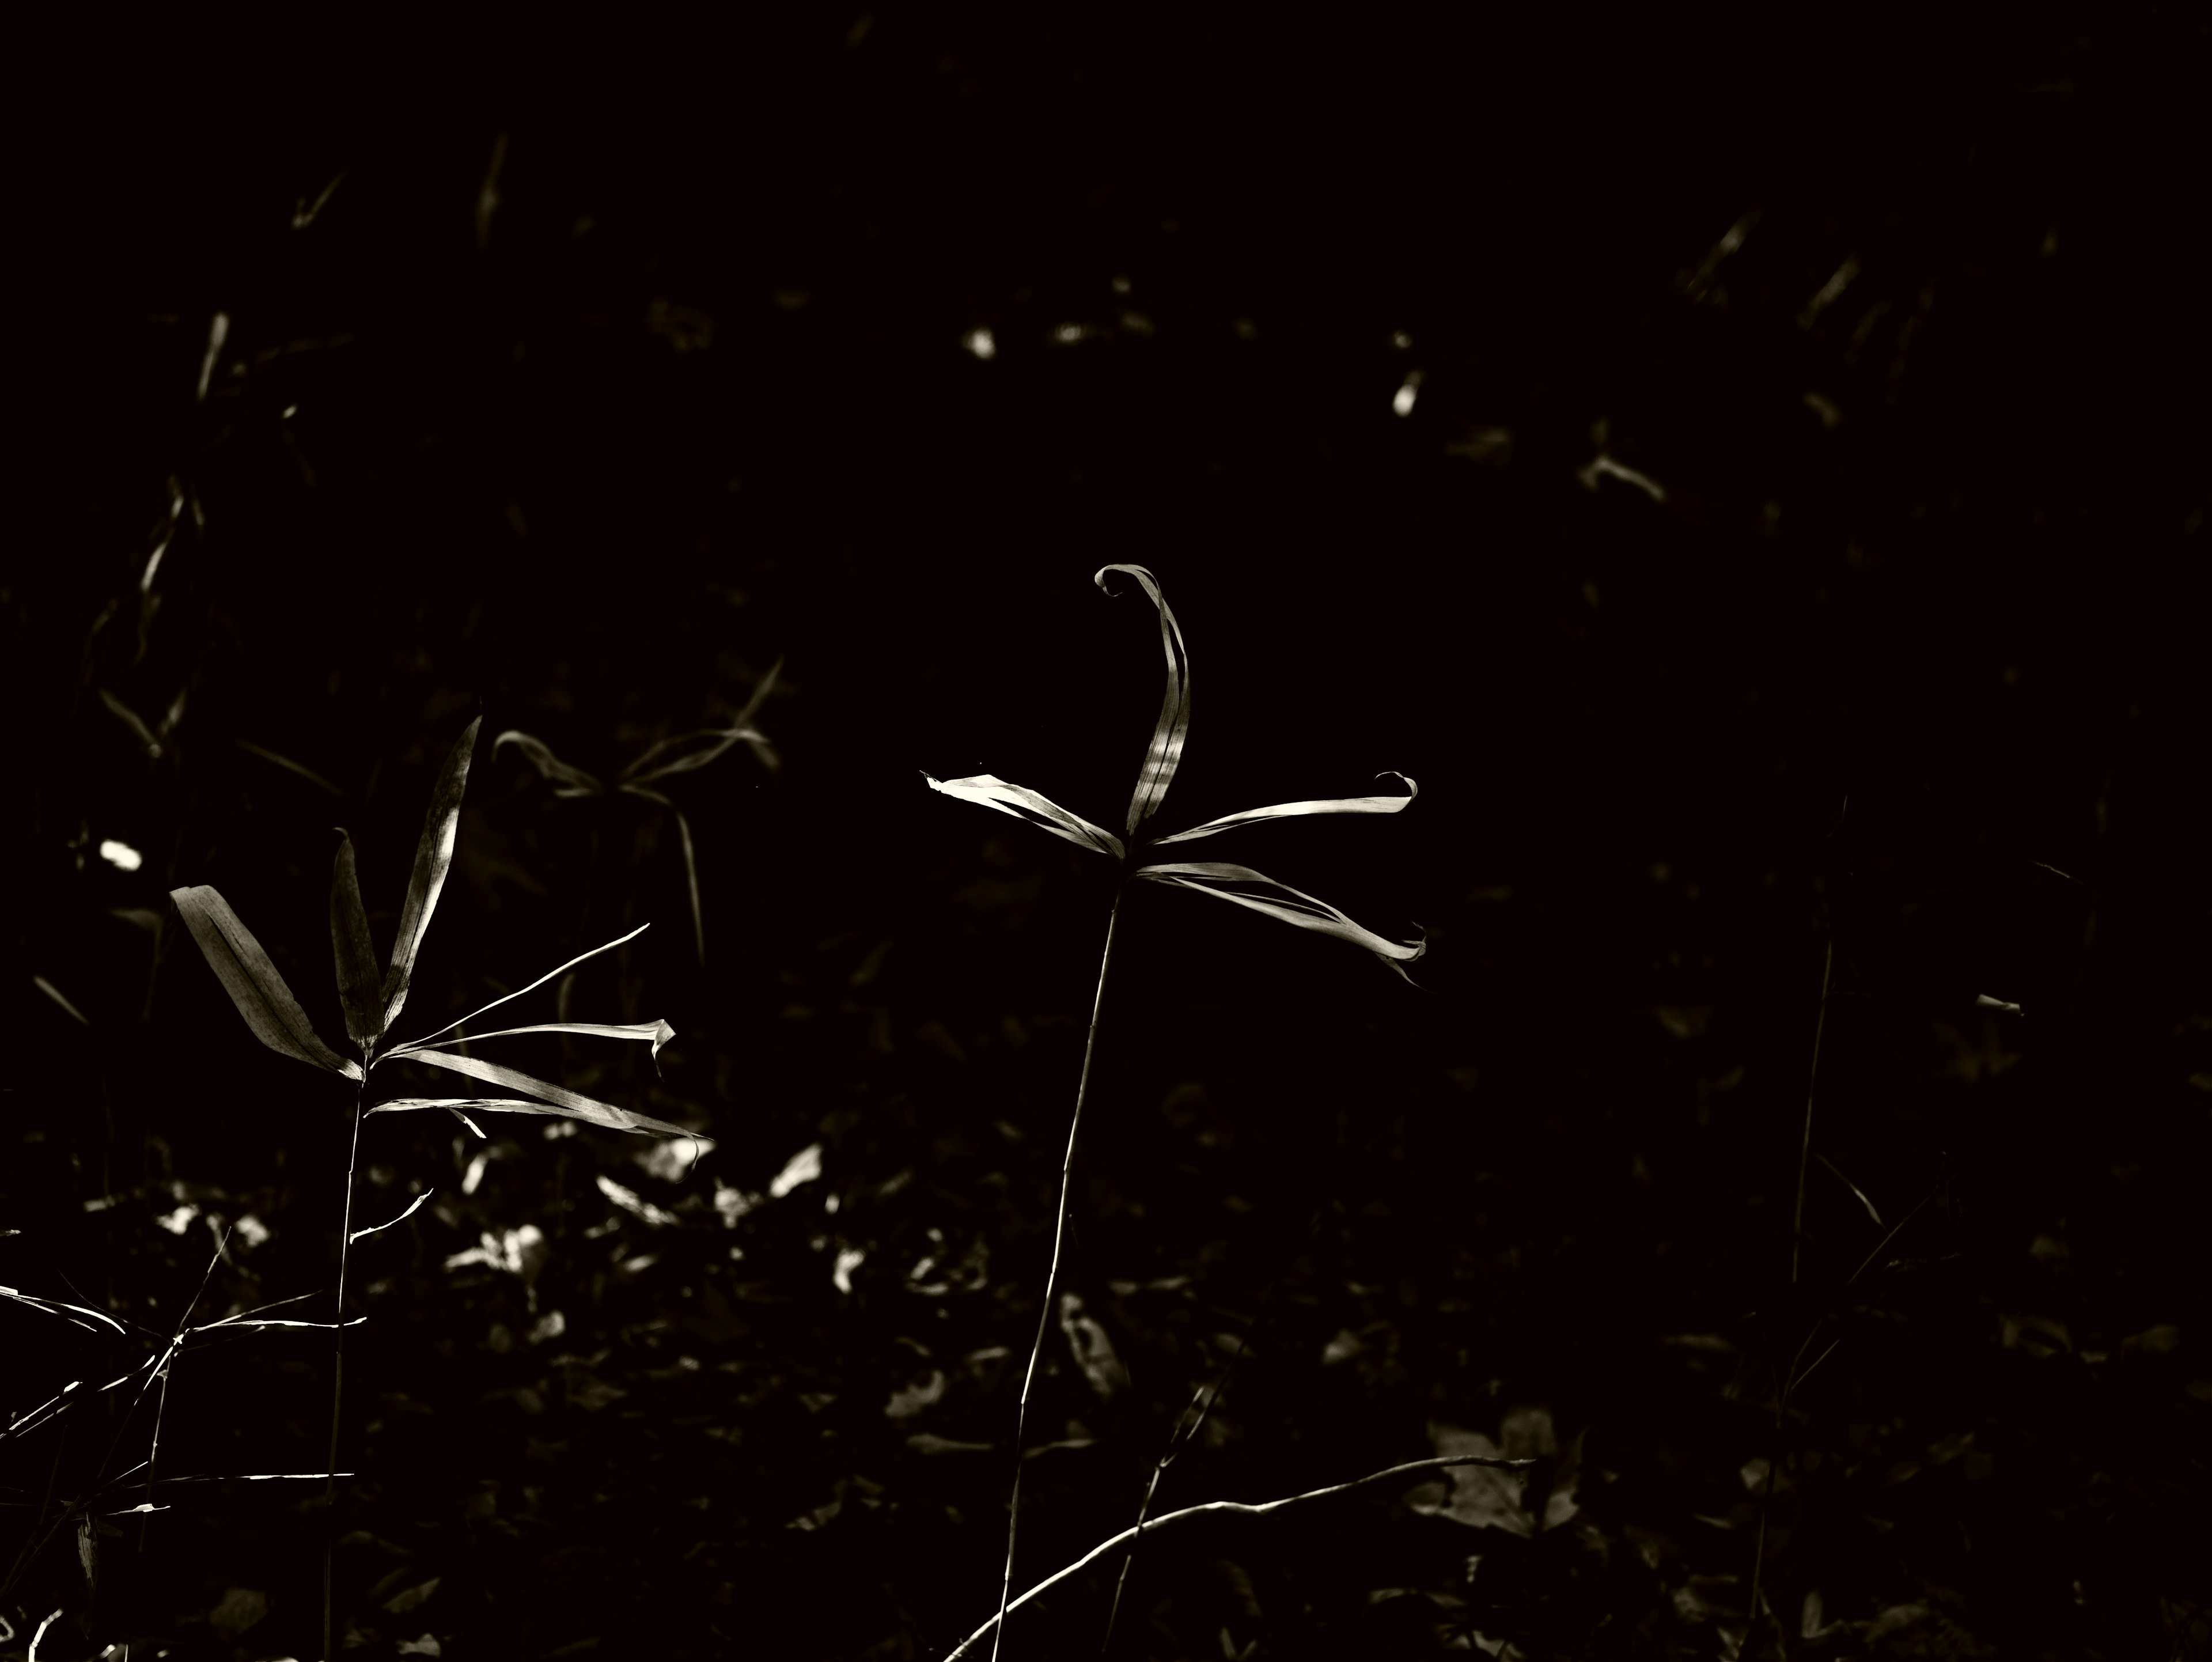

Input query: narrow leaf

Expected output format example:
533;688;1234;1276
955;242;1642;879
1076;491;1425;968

392;1051;698;1137
234;739;343;797
350;1189;434;1244
491;729;603;797
922;773;1124;861
170;886;362;1077
1149;773;1419;846
370;1091;701;1141
329;831;383;1049
33;975;90;1026
619;724;771;785
99;688;161;756
1096;565;1191;838
378;717;482;1033
615;785;705;963
380;923;649;1059
2;1286;127;1335
1131;861;1426;983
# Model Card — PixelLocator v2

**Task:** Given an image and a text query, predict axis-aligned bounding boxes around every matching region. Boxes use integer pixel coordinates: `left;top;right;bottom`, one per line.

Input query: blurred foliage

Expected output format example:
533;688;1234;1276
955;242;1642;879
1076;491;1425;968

8;6;2209;1660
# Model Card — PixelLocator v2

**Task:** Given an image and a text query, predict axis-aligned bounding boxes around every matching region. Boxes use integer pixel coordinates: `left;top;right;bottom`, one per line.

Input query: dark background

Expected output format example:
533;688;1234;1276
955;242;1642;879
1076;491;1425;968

8;6;2209;1659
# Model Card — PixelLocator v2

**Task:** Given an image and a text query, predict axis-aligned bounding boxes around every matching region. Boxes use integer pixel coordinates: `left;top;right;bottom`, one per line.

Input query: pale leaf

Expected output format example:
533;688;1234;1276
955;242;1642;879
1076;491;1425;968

1131;861;1426;983
921;773;1124;860
171;886;362;1077
384;1051;699;1138
328;831;384;1049
1149;773;1418;846
381;923;650;1059
1095;564;1191;838
370;1093;703;1141
379;718;482;1032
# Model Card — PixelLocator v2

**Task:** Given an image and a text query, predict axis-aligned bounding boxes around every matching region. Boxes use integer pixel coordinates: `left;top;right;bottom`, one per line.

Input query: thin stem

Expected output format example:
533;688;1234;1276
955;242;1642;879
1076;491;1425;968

1790;937;1834;1288
323;1067;369;1662
993;888;1123;1662
949;1451;1533;1661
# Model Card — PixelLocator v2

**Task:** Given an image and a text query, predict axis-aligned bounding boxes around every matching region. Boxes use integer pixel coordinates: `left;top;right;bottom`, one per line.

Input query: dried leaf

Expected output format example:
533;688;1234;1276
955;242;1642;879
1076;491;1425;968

922;773;1124;861
171;886;362;1077
328;832;384;1050
492;729;603;797
1130;862;1426;983
379;718;482;1033
1149;773;1418;846
1095;564;1190;837
381;923;650;1059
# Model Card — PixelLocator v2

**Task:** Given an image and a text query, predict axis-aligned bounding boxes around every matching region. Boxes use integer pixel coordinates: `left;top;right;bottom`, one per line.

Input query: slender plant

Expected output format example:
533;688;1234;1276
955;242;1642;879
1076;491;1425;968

493;658;783;966
925;565;1427;1657
166;715;702;1660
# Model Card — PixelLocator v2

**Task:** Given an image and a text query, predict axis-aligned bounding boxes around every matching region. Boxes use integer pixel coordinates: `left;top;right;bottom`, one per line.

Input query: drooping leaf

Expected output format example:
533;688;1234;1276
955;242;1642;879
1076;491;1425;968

1096;565;1191;838
370;1087;700;1141
1130;861;1426;983
391;1050;695;1137
921;773;1125;861
378;717;482;1033
1149;773;1419;846
328;831;383;1050
619;724;772;786
99;688;161;757
380;923;650;1059
170;887;362;1077
491;729;603;797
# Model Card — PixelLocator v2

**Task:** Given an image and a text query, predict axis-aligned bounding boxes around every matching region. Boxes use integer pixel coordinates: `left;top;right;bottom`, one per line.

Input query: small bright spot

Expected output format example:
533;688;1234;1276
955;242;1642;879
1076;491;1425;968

99;839;143;872
156;1205;199;1236
833;1246;867;1293
1391;331;1412;350
961;327;996;360
1111;274;1131;295
1802;391;1842;430
1050;323;1090;346
770;1142;824;1198
234;1213;271;1248
1118;311;1154;336
1392;370;1423;417
281;404;298;420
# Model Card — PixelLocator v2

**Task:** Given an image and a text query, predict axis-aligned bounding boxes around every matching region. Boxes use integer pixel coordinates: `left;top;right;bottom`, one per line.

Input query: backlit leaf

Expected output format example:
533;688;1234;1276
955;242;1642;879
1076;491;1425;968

1095;564;1190;838
1130;862;1426;983
922;773;1124;861
371;1093;702;1141
378;718;481;1032
171;886;362;1077
328;831;383;1050
1149;773;1418;846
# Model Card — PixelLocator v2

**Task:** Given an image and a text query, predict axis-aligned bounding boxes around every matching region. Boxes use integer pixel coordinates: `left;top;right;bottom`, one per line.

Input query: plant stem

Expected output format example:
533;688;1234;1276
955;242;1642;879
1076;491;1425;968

993;887;1123;1662
1790;937;1834;1288
323;1067;369;1662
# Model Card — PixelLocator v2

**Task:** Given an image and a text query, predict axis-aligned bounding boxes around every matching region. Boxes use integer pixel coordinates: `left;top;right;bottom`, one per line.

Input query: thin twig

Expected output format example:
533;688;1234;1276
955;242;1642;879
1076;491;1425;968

949;1451;1533;1660
993;889;1123;1662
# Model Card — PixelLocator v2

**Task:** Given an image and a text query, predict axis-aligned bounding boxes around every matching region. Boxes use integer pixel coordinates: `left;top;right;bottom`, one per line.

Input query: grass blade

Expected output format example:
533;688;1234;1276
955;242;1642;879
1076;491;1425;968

1;1287;127;1336
380;922;650;1058
421;1018;675;1058
491;729;603;797
369;1090;701;1140
1149;773;1418;846
328;832;384;1050
1095;564;1191;838
234;739;343;797
1131;861;1427;983
171;886;362;1077
922;773;1125;860
618;785;707;964
378;717;482;1033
